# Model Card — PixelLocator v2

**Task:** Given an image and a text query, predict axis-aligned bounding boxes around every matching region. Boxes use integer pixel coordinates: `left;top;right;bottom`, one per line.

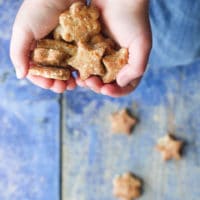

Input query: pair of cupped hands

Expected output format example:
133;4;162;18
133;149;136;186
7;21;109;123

10;0;151;97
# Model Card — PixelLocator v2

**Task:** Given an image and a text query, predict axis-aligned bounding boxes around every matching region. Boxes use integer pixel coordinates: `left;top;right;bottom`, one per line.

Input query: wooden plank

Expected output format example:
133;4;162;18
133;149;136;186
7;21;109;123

0;1;61;198
0;50;61;200
63;64;200;200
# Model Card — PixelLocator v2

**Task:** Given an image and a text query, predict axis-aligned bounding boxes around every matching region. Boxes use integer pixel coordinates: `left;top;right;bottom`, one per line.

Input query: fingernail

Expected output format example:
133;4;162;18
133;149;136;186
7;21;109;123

101;89;108;96
129;77;142;88
94;89;100;94
15;68;23;79
86;83;100;94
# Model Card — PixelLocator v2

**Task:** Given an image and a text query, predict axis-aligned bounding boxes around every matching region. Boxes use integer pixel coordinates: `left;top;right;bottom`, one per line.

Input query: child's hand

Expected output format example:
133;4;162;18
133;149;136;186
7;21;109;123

10;0;151;95
77;0;152;97
10;0;79;93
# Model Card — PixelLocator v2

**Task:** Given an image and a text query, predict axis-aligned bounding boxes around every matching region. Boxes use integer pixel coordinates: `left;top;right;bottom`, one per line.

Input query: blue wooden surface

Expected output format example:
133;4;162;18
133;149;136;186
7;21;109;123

63;64;200;200
1;1;200;200
0;1;60;200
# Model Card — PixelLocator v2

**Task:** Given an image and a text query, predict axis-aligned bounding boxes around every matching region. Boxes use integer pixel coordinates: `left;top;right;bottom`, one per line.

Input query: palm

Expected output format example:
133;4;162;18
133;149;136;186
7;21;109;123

10;0;78;93
78;0;151;97
94;0;149;47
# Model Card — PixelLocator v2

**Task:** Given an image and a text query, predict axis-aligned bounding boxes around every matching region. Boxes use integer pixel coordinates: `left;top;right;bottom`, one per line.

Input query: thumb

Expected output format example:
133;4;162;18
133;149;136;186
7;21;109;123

10;26;34;79
117;36;151;87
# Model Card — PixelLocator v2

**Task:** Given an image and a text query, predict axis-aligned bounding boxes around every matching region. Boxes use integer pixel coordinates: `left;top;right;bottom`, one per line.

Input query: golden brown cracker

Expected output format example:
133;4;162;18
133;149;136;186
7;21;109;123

32;48;68;67
110;109;137;135
68;42;105;80
56;1;101;42
113;172;142;200
37;39;77;56
28;65;70;80
102;48;128;83
156;134;183;161
90;34;115;55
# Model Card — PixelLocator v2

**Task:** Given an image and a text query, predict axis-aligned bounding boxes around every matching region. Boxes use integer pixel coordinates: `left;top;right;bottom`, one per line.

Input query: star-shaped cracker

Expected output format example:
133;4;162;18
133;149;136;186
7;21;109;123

156;134;183;161
103;48;128;83
55;1;101;42
113;172;142;200
68;42;105;80
90;34;115;55
110;109;137;135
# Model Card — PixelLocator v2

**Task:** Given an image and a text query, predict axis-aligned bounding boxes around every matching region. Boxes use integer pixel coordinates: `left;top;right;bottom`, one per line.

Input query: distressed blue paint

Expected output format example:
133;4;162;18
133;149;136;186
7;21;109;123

64;63;200;200
1;0;200;200
0;1;60;200
0;100;60;200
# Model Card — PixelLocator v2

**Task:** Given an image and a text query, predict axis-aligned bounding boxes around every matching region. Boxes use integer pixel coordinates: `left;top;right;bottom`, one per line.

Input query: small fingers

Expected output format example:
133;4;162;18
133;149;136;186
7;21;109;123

76;76;104;93
27;74;76;93
10;27;34;79
66;76;77;90
50;80;67;93
85;76;103;93
27;74;54;89
101;83;133;98
101;77;141;97
76;76;87;88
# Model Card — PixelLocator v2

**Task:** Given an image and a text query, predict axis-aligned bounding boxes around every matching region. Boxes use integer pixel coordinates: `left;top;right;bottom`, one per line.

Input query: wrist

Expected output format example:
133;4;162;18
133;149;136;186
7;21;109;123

109;0;149;7
48;0;86;10
107;0;149;10
33;0;74;11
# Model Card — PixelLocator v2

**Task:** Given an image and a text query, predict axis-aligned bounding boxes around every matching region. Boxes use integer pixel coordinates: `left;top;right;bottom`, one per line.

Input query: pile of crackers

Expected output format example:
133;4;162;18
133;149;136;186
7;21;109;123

29;1;128;83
